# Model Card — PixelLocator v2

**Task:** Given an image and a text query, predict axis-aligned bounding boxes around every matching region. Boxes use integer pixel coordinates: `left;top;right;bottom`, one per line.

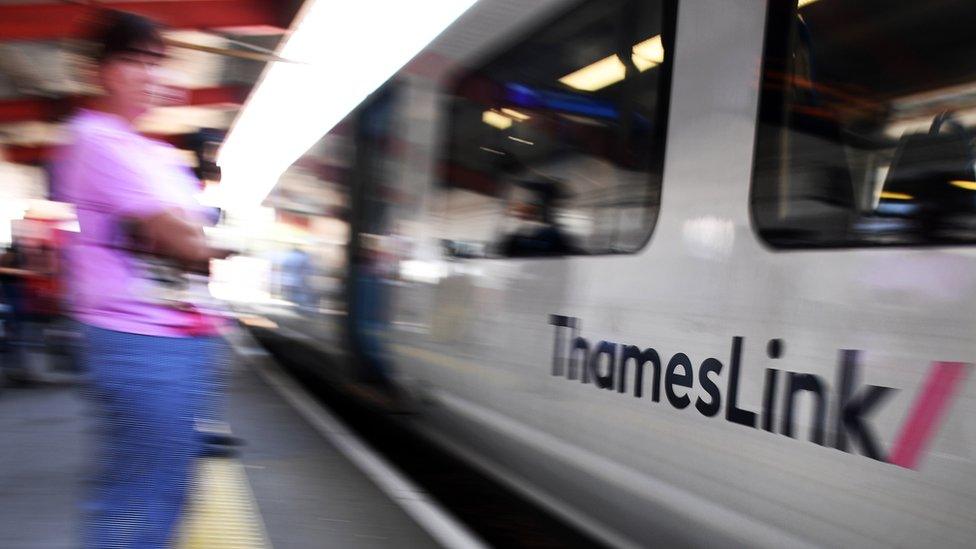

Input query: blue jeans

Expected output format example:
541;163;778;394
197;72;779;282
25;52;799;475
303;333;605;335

80;325;220;549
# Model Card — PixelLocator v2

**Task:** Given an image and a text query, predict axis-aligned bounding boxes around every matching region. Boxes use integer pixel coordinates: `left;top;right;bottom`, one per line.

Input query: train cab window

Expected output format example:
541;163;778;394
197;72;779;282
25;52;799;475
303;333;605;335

752;0;976;248
440;0;676;257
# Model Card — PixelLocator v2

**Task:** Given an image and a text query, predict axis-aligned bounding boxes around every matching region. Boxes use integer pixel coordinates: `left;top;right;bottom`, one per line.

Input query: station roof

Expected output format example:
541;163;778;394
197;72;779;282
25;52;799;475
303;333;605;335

0;0;303;168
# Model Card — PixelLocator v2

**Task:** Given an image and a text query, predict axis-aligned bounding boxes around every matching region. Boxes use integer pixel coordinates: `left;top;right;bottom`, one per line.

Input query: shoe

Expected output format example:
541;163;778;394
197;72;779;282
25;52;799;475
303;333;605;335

2;370;34;387
202;432;245;447
199;443;239;459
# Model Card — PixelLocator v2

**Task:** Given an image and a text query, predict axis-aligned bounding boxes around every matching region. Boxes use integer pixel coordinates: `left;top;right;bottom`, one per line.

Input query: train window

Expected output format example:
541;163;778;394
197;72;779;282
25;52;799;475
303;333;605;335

752;0;976;248
440;0;676;257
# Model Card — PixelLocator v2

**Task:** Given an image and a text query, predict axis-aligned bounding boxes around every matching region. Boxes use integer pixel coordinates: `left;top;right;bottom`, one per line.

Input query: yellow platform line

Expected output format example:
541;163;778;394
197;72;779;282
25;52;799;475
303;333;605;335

176;457;273;549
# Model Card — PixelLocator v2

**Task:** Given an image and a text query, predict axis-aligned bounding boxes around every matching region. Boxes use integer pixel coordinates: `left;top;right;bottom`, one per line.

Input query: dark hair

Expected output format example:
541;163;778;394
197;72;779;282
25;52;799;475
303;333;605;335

93;10;165;63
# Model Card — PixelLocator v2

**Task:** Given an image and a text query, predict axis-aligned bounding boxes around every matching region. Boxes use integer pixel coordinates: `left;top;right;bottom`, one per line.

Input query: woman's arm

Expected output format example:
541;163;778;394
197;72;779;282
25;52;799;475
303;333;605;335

0;267;31;277
135;209;231;266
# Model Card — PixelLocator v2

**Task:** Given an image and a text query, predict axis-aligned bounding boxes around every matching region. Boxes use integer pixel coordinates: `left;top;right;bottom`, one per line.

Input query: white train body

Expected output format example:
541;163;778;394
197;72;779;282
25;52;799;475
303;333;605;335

257;1;976;546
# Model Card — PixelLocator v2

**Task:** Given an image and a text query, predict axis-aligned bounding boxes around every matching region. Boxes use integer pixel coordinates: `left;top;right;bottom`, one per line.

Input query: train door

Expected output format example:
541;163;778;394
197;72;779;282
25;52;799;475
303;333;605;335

346;85;406;387
387;0;694;544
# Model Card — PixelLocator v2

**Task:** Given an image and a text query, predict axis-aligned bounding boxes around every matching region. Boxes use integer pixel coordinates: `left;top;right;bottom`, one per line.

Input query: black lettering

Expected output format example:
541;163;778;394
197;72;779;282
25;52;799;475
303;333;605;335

569;337;589;380
620;346;662;401
833;350;895;461
725;337;757;428
695;358;723;417
666;353;693;409
548;315;575;376
781;372;827;445
762;369;779;432
586;341;616;389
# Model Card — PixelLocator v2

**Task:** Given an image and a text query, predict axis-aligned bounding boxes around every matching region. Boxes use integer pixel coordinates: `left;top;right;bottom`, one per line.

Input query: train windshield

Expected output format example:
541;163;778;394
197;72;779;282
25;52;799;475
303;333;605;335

753;0;976;248
441;0;676;257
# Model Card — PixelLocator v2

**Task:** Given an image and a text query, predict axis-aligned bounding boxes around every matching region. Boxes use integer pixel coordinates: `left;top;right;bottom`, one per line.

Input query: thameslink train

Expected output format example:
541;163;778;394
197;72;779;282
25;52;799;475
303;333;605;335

243;0;976;547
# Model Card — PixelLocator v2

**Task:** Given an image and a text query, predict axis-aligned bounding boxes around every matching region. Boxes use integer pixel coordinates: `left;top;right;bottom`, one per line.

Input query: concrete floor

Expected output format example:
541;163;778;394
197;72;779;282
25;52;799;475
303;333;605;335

0;347;437;548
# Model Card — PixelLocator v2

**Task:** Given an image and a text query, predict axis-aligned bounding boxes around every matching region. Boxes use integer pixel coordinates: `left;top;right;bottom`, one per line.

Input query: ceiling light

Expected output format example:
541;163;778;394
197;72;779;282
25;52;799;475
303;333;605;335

559;34;664;92
218;0;477;210
483;110;513;129
559;54;626;92
500;108;531;121
879;191;913;200
798;0;820;7
950;179;976;191
507;136;534;145
632;35;664;71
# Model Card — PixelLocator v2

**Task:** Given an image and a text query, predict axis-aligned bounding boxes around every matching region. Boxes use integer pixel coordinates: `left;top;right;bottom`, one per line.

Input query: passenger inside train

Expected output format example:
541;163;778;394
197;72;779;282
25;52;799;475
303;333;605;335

498;178;579;257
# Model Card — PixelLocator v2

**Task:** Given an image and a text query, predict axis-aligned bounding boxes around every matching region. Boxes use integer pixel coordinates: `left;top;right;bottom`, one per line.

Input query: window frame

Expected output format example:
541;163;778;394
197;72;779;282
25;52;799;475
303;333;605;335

439;0;679;259
749;0;976;251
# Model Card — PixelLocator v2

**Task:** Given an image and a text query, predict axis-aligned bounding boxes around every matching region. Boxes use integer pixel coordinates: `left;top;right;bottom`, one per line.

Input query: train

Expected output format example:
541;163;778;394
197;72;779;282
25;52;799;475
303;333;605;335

235;0;976;546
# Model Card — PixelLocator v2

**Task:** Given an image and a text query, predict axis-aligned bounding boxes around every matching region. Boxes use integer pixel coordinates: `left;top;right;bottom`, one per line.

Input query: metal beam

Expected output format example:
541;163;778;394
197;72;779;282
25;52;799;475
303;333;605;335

4;144;49;166
184;86;249;107
0;1;287;41
0;85;248;123
0;98;49;124
5;132;192;166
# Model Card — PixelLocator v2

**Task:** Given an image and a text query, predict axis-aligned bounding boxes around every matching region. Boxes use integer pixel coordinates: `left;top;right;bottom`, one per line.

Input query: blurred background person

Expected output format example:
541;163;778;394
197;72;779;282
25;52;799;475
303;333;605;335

0;243;29;384
353;235;393;386
281;245;314;311
56;11;230;548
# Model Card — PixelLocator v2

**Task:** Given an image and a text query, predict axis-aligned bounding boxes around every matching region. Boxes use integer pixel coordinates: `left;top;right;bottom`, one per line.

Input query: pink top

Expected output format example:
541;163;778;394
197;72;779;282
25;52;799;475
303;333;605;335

58;109;218;337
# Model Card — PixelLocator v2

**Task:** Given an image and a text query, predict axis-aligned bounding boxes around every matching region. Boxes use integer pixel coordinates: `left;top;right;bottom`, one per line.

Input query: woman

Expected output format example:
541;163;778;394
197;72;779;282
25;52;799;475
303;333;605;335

58;11;227;548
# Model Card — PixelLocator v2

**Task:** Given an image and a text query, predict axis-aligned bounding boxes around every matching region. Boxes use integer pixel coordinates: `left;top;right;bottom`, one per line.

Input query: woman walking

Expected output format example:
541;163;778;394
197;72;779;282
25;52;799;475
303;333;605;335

59;11;227;548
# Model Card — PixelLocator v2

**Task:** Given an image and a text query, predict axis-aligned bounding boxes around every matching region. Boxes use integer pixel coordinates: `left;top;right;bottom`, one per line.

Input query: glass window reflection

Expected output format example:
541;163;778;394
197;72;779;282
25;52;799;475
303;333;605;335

753;0;976;248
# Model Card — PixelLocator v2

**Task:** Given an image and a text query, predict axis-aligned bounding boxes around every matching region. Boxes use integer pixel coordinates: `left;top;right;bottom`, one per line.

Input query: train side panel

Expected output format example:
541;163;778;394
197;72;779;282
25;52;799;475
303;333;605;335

380;1;976;547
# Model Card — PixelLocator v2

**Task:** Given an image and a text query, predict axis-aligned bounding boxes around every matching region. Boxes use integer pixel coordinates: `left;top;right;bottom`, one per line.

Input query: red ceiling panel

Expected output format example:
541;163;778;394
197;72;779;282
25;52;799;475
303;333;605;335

6;133;194;166
0;85;248;124
3;144;49;165
0;1;287;41
0;98;50;124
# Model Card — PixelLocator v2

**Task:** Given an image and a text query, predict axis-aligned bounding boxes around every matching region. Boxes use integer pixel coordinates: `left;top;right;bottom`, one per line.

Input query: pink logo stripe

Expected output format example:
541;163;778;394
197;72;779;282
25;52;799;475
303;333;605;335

888;361;970;469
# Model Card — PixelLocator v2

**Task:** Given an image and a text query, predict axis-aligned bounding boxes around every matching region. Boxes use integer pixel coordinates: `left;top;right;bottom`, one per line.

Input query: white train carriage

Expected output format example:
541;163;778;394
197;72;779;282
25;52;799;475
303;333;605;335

255;0;976;546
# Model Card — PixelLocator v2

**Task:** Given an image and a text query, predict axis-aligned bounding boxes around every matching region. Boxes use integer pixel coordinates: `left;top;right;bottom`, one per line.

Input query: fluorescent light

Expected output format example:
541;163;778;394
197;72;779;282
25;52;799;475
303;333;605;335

218;0;477;210
879;191;913;200
950;179;976;191
483;110;513;129
560;55;626;92
798;0;820;7
559;34;664;92
479;146;506;155
632;35;664;71
507;136;534;145
500;108;530;121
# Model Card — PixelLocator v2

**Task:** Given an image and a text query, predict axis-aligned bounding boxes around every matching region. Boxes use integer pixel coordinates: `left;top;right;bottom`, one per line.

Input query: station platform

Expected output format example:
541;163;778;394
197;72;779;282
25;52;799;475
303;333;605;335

0;328;479;548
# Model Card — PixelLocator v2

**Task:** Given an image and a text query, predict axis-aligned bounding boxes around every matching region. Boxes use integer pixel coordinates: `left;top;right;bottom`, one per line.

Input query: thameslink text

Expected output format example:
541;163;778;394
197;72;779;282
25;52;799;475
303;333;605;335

549;315;896;462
